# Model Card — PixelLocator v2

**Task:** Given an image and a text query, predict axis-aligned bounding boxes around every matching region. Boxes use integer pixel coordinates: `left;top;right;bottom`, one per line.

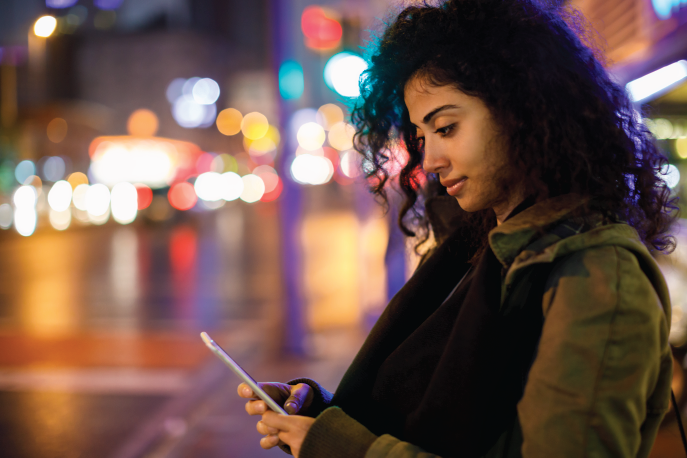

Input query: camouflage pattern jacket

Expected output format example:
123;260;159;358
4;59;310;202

295;194;673;458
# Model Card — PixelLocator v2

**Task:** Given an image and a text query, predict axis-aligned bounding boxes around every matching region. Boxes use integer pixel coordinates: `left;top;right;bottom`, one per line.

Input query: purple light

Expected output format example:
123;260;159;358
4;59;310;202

46;0;78;8
94;0;124;10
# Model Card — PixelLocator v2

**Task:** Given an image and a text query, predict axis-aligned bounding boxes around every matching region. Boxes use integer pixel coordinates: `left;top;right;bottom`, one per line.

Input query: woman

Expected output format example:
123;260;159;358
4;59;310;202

238;0;677;457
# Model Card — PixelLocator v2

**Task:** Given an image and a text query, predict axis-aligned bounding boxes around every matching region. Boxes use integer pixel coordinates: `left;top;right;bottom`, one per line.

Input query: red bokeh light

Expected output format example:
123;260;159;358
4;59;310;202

301;6;342;50
196;152;216;174
168;182;197;211
135;183;153;210
322;146;339;171
260;177;283;202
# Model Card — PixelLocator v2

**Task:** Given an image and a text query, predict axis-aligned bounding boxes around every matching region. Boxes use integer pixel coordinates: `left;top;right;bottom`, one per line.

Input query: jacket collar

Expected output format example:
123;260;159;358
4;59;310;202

488;193;588;268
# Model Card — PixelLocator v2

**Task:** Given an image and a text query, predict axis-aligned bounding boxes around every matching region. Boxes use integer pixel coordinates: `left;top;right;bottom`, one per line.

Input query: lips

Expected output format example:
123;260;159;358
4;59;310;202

442;177;467;196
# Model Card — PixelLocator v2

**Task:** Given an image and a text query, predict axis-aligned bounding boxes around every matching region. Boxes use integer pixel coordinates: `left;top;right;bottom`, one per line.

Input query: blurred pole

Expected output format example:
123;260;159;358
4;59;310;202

28;31;47;106
1;61;17;129
271;0;306;355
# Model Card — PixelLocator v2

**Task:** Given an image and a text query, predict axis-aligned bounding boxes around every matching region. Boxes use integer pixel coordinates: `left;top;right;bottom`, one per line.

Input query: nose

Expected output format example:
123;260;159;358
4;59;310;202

422;141;448;174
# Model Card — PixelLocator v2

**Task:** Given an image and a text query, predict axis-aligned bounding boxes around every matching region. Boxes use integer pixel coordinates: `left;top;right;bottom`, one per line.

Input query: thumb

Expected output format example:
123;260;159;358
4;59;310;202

283;384;310;414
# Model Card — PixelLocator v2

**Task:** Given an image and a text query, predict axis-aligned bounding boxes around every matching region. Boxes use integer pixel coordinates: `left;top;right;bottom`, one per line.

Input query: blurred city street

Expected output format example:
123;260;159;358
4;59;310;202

1;0;687;456
0;196;373;458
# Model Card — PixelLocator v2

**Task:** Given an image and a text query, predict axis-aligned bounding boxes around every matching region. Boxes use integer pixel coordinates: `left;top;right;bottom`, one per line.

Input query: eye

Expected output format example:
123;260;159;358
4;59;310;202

435;124;456;137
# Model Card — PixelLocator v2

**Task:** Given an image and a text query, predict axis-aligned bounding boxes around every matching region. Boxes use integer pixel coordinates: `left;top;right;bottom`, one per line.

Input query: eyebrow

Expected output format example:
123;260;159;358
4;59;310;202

423;104;460;123
411;104;461;128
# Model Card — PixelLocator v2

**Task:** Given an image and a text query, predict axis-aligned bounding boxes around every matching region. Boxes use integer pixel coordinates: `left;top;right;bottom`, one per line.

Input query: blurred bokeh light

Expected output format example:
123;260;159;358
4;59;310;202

239;174;265;203
316;104;344;130
110;182;138;224
241;112;269;140
47;118;68;143
34;16;57;37
297;122;326;151
328;122;355;151
168;182;197;211
279;61;305;100
324;52;368;98
47;180;72;212
216;108;243;136
43;156;66;182
301;6;342;50
127;109;159;137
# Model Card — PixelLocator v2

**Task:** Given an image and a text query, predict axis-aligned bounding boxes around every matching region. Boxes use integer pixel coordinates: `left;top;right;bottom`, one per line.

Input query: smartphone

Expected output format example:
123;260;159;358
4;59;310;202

200;331;288;415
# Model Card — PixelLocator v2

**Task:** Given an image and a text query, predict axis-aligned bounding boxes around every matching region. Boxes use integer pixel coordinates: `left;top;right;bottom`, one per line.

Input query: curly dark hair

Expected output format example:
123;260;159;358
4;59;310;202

351;0;678;256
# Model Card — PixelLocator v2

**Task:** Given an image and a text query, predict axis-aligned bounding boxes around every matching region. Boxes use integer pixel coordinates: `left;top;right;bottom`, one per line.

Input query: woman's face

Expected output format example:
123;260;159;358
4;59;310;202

404;77;523;222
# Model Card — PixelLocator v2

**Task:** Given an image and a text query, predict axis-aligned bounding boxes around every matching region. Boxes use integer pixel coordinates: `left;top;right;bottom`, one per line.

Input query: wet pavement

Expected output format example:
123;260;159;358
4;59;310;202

0;194;372;458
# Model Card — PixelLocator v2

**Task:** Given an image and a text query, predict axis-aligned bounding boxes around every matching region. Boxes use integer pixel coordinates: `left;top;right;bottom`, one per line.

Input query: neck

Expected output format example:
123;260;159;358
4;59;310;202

494;193;532;226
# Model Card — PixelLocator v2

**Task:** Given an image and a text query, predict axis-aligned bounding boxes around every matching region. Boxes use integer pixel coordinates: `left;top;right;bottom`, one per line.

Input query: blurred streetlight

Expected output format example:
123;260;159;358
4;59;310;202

28;16;56;106
34;16;57;38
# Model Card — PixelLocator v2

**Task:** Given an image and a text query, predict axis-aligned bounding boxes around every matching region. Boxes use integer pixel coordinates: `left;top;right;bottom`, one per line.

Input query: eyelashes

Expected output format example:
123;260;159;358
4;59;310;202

435;124;456;136
415;123;456;150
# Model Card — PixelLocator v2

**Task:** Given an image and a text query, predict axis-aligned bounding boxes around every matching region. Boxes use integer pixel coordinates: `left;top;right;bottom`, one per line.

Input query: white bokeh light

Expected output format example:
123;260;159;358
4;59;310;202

661;164;681;189
173;96;207;128
86;183;111;216
297;122;326;151
13;186;37;210
14;209;37;236
72;184;89;211
0;203;12;229
324;53;368;98
192;78;220;105
111;182;138;224
240;174;265;203
47;180;73;212
291;154;333;185
49;208;71;231
221;172;244;201
194;172;224;202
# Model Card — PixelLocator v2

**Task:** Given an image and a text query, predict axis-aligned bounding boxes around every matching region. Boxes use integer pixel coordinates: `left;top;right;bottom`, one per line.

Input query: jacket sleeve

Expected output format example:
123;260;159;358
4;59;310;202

517;246;671;457
298;406;444;458
286;378;334;418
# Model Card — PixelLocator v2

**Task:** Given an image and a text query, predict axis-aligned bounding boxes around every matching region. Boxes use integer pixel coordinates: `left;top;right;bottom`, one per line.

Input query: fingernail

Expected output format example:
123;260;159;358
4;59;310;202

285;402;297;411
243;387;251;396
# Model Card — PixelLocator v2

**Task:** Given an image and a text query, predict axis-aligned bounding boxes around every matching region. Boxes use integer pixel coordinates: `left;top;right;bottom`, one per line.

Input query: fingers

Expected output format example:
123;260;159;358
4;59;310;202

237;383;254;398
245;399;267;416
261;410;291;431
256;420;279;435
260;434;280;449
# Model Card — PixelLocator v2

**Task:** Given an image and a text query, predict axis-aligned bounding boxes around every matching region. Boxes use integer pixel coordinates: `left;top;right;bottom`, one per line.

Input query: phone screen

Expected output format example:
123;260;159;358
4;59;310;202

200;332;288;415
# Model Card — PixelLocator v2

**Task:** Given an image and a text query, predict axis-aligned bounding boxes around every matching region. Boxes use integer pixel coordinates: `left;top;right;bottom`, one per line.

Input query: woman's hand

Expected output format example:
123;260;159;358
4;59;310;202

238;382;314;452
260;410;316;458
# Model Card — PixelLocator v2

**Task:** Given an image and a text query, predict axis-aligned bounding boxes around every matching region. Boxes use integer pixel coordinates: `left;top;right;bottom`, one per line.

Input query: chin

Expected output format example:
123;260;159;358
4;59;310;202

454;195;488;213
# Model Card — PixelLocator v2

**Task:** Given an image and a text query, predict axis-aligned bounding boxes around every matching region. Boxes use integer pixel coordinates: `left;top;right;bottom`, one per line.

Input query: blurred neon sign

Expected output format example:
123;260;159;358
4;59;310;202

652;0;686;19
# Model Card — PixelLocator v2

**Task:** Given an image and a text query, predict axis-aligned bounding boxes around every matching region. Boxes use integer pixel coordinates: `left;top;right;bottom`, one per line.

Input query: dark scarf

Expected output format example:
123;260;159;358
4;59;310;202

330;198;544;457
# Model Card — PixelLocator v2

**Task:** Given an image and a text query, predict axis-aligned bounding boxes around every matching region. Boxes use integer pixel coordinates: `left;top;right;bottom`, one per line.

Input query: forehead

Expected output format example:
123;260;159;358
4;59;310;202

404;77;470;120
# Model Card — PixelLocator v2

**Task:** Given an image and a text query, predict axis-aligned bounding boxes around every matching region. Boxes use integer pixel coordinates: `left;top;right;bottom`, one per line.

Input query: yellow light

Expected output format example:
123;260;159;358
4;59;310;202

216;108;243;136
316;104;344;130
247;137;276;157
34;16;57;38
67;172;89;190
241;112;269;140
677;137;687;159
328;122;355;151
47;118;68;143
127;109;159;137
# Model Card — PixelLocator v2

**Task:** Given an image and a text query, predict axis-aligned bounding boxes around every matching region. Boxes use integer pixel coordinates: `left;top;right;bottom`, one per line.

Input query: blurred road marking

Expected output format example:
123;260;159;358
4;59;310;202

0;368;189;394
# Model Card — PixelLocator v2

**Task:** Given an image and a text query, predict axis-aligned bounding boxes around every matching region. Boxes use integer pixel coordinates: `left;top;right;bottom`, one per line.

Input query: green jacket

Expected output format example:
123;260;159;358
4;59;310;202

298;194;673;458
